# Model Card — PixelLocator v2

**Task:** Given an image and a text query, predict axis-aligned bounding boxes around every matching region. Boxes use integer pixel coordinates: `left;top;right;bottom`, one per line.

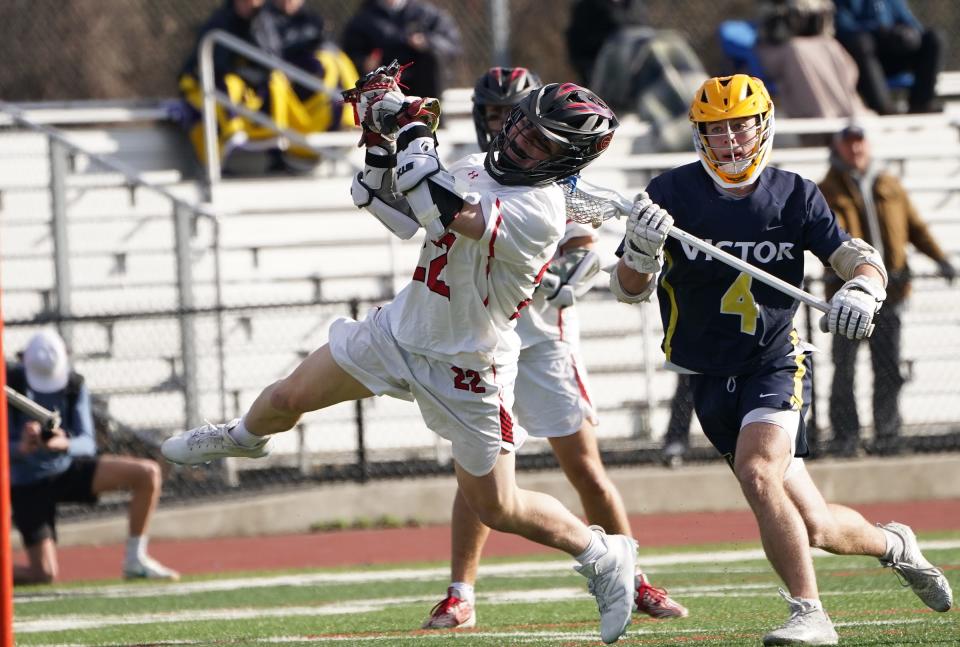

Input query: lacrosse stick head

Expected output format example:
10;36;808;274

341;59;413;145
560;175;633;229
340;59;407;106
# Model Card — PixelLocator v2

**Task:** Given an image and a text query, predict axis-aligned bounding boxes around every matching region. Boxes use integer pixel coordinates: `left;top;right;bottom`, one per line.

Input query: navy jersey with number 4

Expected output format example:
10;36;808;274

619;163;849;376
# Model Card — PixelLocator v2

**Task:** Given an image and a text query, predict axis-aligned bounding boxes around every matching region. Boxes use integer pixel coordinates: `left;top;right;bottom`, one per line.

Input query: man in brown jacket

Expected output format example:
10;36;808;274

819;123;955;456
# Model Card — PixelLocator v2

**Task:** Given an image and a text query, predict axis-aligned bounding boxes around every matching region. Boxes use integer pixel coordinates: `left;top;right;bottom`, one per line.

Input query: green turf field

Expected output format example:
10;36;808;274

13;534;960;646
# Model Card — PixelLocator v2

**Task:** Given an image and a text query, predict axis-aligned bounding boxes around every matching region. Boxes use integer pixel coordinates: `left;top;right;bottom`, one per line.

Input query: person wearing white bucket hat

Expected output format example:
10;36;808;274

7;329;180;584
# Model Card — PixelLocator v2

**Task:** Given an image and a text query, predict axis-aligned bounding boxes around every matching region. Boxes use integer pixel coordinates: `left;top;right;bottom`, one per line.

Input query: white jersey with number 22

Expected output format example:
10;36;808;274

386;153;566;370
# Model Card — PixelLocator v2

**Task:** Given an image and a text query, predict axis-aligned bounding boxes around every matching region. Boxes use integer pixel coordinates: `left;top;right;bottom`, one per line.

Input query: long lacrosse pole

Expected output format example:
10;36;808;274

666;227;830;314
572;176;831;314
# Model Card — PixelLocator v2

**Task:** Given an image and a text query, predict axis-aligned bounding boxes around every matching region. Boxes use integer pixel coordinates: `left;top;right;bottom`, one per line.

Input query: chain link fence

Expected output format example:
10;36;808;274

1;0;958;102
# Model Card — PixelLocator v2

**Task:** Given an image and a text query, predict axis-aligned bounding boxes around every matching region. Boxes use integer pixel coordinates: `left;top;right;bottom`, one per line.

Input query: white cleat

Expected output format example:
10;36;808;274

574;526;637;644
762;589;838;646
123;555;180;581
161;419;271;466
879;521;953;612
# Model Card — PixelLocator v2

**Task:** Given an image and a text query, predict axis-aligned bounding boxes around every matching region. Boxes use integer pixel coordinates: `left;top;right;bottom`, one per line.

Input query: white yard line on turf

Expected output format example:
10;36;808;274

21;618;956;647
14;583;953;634
16;539;960;603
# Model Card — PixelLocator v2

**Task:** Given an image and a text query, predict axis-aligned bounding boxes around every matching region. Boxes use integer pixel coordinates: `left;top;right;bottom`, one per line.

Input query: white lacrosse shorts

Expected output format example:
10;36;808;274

512;339;599;438
328;307;527;477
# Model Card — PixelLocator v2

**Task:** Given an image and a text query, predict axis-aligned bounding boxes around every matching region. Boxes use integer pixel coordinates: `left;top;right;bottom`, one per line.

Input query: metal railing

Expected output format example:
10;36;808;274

198;29;360;198
0;101;225;443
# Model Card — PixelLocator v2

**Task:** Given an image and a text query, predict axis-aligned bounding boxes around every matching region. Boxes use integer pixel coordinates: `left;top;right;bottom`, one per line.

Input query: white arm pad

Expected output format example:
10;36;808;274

608;262;656;304
395;122;479;237
358;144;396;192
351;173;420;240
829;238;888;287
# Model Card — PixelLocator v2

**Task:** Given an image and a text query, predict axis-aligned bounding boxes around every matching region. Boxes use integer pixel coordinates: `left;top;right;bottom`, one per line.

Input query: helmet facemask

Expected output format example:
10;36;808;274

694;111;774;185
689;75;775;188
485;83;618;187
471;67;543;152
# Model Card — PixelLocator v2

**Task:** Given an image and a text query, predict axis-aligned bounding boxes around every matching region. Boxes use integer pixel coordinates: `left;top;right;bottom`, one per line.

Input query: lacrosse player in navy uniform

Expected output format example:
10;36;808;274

356;67;686;629
610;74;952;645
163;64;640;644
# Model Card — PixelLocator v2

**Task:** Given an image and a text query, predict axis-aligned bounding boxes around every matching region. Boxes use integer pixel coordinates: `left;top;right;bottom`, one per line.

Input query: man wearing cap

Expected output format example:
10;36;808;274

819;124;955;456
6;329;179;583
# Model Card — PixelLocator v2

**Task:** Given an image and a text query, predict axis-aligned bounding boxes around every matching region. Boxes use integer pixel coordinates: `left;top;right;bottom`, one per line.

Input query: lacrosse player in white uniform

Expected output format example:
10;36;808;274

162;64;639;644
378;67;684;630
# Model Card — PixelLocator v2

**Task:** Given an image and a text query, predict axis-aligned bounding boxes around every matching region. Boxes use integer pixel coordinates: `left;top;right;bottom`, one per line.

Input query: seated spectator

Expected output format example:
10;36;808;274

819;124;955;456
756;0;873;118
178;0;358;174
565;0;649;87
8;330;179;584
833;0;944;114
340;0;462;100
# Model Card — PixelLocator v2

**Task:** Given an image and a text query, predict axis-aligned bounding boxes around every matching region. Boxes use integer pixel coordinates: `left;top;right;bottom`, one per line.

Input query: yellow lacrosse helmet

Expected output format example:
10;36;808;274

689;74;775;188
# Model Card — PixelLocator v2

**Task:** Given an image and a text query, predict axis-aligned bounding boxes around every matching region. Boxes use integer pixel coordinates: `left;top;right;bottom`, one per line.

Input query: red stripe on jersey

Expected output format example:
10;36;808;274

571;355;593;407
500;406;514;444
484;201;504;309
509;298;532;320
557;306;565;342
489;200;503;259
413;266;425;282
491;364;514;444
534;260;550;284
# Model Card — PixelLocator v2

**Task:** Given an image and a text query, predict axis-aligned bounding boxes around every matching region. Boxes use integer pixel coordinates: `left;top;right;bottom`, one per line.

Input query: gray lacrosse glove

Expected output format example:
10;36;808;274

820;275;887;340
622;192;673;274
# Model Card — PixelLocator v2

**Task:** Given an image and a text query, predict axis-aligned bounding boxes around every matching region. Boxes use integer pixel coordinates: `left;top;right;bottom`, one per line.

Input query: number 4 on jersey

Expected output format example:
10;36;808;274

721;272;759;335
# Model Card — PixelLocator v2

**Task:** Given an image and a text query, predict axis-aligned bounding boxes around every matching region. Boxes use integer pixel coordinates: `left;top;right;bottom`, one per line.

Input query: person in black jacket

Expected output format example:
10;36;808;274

340;0;463;99
833;0;944;114
565;0;648;86
178;0;357;171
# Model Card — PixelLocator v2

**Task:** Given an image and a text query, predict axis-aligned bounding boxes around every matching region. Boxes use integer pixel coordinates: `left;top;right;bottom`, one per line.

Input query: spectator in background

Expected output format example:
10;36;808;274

7;330;178;584
819;124;956;456
178;0;358;173
565;0;648;86
833;0;944;114
755;0;873;119
340;0;462;100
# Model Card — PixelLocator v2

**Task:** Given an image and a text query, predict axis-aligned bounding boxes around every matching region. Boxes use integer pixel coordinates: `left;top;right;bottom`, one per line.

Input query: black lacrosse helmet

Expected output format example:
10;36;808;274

485;83;619;187
472;67;543;151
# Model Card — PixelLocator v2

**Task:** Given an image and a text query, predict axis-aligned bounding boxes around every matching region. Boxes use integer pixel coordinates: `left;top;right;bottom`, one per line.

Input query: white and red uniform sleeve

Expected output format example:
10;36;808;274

386;154;565;368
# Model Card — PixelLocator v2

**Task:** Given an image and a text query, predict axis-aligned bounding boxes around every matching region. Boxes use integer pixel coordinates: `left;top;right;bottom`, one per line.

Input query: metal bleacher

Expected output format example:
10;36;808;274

2;74;960;477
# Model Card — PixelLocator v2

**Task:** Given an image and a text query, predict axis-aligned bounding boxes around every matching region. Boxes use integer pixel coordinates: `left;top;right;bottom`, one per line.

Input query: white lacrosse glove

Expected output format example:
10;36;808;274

537;273;574;308
622;192;673;274
820;275;886;340
357;90;407;139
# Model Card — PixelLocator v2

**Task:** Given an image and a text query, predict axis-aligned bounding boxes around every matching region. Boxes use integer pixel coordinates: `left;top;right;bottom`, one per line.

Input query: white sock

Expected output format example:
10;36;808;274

125;536;147;564
229;418;264;448
799;597;823;611
575;529;608;565
880;527;904;562
450;582;475;603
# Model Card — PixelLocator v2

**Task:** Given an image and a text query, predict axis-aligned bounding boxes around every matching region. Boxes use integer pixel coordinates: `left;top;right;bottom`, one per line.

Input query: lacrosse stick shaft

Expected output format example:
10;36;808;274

4;386;61;430
566;177;830;313
665;227;830;314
